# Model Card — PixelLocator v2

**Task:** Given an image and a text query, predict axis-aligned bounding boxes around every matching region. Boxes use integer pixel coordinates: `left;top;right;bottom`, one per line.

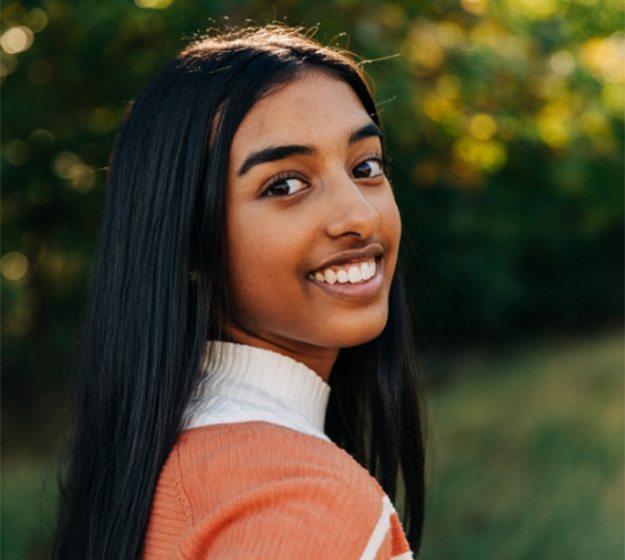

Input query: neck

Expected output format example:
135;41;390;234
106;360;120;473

223;325;338;382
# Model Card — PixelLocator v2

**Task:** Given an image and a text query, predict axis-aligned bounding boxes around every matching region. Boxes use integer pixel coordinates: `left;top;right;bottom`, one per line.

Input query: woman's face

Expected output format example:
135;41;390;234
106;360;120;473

225;70;401;377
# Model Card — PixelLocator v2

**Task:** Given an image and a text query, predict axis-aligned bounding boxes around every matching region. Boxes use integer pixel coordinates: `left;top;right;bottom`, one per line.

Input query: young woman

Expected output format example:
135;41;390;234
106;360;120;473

55;25;425;559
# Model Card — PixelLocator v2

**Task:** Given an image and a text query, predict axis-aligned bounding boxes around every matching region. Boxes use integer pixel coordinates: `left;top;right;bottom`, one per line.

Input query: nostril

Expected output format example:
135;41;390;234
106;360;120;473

325;198;380;240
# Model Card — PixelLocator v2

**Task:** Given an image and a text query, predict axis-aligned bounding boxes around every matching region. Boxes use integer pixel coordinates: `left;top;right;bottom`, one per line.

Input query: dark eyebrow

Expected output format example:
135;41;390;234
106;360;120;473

237;121;383;177
238;145;314;176
349;122;383;145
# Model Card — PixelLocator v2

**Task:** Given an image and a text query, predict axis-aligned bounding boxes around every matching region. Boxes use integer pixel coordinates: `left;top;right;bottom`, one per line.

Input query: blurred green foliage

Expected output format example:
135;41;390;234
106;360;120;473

1;0;623;526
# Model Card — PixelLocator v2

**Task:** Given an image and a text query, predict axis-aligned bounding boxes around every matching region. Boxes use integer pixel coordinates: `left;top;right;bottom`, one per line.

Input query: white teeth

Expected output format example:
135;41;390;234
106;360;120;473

369;260;376;278
360;262;370;280
311;258;378;286
348;265;362;283
360;261;376;281
324;269;337;284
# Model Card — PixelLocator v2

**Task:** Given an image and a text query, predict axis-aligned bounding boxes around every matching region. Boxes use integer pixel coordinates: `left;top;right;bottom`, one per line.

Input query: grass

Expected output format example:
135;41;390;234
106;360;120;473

420;329;624;560
1;330;622;559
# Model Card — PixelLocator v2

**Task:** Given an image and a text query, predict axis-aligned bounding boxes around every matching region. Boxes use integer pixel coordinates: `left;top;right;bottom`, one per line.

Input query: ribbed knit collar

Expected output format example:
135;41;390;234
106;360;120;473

182;341;331;440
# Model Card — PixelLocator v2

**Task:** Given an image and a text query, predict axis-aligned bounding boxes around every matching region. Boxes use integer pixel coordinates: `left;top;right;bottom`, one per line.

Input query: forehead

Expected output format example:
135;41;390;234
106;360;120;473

230;71;373;157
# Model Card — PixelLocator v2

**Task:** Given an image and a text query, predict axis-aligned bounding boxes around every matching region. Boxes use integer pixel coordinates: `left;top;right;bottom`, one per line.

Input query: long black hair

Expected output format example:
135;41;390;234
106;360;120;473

54;25;425;559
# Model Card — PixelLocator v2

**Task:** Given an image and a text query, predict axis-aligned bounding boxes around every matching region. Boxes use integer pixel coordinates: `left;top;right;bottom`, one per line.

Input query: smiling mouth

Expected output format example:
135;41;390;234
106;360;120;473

307;257;378;285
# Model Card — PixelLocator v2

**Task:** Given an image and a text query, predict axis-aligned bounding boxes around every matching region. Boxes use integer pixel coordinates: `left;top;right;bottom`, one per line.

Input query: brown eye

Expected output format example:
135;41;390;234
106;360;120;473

264;177;309;197
353;158;384;179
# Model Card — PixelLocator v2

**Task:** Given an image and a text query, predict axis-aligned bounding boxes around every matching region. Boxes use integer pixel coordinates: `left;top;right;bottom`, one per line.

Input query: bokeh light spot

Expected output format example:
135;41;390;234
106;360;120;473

134;0;174;9
601;83;625;115
37;248;86;285
423;94;456;123
453;135;507;172
5;139;31;165
508;0;558;20
52;151;96;192
461;0;489;16
69;163;96;192
579;35;625;84
379;3;406;29
435;21;464;49
29;129;55;146
405;21;446;74
469;114;498;141
0;26;34;54
23;8;48;33
52;151;80;178
87;106;121;134
549;51;576;76
537;104;571;148
1;251;29;281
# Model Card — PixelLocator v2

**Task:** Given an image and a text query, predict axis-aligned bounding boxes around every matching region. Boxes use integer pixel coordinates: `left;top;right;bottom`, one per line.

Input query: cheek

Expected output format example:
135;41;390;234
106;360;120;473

226;211;305;318
228;211;300;274
377;190;402;259
388;200;402;246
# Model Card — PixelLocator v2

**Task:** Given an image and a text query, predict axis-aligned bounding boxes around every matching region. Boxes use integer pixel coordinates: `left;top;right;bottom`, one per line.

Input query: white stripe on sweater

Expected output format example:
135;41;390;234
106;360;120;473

359;495;394;560
392;552;414;560
359;496;414;560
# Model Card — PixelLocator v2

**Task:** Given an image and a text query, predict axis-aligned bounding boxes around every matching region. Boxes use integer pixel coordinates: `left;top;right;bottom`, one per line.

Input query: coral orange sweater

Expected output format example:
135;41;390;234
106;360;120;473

142;342;413;559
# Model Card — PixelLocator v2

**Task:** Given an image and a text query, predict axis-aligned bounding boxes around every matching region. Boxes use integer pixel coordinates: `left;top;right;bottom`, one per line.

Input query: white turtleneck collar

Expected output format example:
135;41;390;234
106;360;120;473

182;341;332;442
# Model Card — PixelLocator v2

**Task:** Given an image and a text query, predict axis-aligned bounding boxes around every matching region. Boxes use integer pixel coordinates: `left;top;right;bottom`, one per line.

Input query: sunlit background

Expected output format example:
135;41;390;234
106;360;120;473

2;0;623;558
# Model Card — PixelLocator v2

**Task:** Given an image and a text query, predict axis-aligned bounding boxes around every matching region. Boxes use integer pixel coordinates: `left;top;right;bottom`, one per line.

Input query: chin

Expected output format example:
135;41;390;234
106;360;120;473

324;310;389;349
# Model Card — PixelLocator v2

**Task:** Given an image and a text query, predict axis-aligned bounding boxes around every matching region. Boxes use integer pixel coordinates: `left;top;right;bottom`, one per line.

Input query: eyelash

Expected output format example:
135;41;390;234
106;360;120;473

353;154;386;179
261;154;386;198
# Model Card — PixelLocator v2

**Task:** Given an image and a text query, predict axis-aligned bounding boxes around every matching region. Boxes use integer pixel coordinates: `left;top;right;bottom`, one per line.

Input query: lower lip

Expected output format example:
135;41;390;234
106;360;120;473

307;261;384;301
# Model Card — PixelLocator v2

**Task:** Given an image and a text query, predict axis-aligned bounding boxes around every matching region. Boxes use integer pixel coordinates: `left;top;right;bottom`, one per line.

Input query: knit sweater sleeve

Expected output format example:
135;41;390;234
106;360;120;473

143;423;412;560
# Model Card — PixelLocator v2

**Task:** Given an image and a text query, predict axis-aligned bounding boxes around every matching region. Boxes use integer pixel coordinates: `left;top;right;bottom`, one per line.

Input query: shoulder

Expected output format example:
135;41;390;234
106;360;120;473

144;422;410;559
176;421;366;474
174;421;384;514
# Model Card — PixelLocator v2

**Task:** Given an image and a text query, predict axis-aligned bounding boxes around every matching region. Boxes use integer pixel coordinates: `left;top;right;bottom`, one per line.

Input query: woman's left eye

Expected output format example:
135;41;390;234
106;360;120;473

263;176;310;197
353;157;385;179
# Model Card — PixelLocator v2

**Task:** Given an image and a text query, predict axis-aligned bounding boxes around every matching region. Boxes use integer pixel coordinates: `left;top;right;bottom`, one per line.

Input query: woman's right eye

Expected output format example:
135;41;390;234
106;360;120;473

263;176;310;197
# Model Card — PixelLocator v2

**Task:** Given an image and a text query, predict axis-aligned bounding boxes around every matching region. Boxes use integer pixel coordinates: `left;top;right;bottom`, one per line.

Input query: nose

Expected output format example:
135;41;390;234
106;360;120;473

324;172;380;240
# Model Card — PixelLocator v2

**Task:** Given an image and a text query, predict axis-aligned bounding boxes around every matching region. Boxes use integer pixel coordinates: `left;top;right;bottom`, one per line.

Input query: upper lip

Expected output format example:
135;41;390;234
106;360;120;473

310;243;384;273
